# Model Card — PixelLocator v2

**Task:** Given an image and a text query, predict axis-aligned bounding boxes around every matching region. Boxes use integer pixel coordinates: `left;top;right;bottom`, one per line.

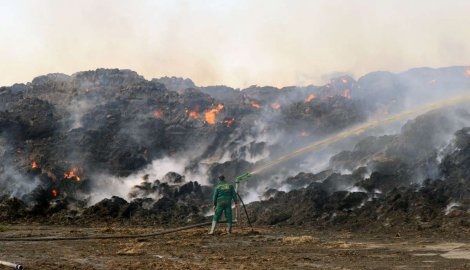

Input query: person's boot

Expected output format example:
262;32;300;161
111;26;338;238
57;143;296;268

227;223;232;234
208;221;217;235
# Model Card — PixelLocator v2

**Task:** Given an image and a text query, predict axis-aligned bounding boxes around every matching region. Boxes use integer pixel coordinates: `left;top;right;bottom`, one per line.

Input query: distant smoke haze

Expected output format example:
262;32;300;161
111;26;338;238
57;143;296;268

1;0;470;88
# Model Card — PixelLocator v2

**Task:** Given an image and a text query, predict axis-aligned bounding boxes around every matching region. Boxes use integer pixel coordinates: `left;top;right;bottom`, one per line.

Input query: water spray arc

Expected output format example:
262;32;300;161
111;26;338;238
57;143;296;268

234;94;470;193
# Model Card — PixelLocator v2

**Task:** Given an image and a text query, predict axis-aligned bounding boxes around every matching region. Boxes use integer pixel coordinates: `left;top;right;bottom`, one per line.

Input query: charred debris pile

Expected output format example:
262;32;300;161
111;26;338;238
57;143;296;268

1;67;470;230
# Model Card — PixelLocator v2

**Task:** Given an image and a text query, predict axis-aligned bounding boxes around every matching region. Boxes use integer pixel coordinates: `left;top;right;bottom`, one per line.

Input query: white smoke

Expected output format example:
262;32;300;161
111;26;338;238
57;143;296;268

0;136;42;199
86;156;209;205
68;98;96;130
0;166;42;199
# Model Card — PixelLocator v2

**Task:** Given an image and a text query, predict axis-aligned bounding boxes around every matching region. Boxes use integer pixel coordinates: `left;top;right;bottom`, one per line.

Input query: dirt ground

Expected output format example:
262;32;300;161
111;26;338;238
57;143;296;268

1;224;469;269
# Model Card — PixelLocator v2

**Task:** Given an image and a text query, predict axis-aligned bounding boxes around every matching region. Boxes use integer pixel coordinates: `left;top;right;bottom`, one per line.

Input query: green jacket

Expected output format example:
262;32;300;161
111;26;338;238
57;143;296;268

212;180;238;206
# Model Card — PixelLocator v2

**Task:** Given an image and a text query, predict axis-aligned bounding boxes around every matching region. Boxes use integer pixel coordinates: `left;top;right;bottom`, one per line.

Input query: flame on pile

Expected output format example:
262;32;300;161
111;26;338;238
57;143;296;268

205;104;224;125
223;117;235;127
185;109;199;120
429;79;437;84
299;131;310;137
466;69;470;77
341;89;352;99
304;94;316;103
250;102;261;109
64;166;82;181
271;103;281;110
51;189;58;198
341;78;348;84
188;111;199;119
31;161;38;169
153;110;164;119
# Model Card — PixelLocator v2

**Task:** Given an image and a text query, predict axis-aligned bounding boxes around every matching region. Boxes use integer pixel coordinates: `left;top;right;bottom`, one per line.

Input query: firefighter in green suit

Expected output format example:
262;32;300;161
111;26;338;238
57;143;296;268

209;175;238;235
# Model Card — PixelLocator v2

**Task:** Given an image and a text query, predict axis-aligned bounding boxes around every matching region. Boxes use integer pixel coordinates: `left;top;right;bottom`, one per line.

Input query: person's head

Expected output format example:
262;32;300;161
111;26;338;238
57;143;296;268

218;175;225;181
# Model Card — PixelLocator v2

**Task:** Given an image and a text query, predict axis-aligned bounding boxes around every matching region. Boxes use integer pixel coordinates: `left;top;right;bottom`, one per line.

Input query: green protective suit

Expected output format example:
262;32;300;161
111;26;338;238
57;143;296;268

212;180;238;224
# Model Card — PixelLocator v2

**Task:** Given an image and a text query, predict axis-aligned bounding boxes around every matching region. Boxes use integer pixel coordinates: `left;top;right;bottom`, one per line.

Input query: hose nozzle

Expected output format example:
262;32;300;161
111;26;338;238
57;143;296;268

235;172;252;183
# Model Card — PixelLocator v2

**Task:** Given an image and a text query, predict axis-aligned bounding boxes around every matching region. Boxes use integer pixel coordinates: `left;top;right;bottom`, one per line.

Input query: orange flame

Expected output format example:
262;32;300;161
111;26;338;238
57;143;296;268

31;161;38;169
304;94;316;103
188;111;199;119
153;110;164;119
250;102;261;109
51;189;58;198
429;79;437;84
341;89;352;99
205;104;224;125
223;117;235;127
466;69;470;77
64;166;81;181
185;109;199;120
341;78;348;84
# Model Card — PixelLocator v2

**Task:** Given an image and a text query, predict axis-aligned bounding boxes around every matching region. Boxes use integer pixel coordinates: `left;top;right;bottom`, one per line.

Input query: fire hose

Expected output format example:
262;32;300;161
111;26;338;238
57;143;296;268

0;221;221;242
235;173;252;225
0;223;211;270
0;202;253;243
0;204;252;269
236;191;253;229
0;260;23;270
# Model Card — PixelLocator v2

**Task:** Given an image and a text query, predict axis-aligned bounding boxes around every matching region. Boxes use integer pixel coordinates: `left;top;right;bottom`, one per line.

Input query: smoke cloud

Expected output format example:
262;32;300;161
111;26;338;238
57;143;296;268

1;1;470;88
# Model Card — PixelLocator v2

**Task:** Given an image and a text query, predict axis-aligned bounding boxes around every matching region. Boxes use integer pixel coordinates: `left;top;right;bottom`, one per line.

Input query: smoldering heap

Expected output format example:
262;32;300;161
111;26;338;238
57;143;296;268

247;115;470;232
0;66;469;231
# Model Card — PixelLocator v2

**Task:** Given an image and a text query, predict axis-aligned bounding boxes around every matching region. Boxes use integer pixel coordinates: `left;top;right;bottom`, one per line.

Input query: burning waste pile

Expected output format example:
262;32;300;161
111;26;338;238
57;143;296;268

0;67;470;231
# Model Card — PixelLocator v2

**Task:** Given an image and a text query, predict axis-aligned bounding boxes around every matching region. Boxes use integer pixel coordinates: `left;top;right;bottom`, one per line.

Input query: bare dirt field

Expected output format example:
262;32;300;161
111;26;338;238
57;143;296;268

1;224;470;269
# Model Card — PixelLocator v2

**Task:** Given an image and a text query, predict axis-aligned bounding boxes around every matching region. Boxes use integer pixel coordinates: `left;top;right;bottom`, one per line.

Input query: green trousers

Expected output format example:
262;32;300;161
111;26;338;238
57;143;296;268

213;200;232;224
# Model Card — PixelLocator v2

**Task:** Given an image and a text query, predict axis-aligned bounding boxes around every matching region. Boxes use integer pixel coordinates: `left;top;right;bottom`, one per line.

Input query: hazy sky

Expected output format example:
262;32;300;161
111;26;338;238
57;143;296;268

1;0;469;88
